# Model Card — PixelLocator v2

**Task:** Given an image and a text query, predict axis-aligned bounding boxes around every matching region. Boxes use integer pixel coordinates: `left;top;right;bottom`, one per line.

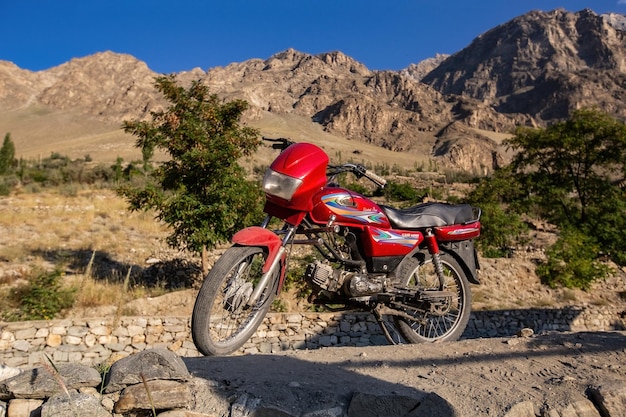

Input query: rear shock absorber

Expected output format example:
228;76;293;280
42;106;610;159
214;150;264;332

425;228;445;287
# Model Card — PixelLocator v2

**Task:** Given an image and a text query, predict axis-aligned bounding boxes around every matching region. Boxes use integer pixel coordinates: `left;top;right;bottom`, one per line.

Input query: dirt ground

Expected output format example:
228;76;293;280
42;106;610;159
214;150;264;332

184;330;626;416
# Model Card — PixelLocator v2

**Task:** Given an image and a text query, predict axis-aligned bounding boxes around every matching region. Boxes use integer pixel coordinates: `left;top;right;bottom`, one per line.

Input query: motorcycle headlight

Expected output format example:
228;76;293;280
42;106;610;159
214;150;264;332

262;169;303;201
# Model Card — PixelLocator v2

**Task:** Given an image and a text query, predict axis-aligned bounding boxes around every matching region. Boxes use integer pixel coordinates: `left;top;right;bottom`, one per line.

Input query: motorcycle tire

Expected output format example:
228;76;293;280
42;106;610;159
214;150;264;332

191;245;279;356
394;252;472;343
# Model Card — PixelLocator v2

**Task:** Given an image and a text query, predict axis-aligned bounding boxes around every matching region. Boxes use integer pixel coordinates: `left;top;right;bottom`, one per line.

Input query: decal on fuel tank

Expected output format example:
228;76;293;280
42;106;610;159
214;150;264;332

321;192;386;224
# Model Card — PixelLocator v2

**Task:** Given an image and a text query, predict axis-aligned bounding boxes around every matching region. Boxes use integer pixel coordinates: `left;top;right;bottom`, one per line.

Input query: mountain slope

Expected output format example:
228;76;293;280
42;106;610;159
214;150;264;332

1;9;625;171
422;9;626;122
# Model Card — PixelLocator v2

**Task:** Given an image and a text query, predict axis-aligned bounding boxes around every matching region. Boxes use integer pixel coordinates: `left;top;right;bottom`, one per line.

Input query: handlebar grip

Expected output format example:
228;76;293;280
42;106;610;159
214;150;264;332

263;136;294;151
365;170;387;188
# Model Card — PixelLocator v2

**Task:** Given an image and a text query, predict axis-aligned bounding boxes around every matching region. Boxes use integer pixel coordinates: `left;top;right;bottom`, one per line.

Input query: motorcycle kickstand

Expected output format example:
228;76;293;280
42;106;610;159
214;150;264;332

373;305;403;345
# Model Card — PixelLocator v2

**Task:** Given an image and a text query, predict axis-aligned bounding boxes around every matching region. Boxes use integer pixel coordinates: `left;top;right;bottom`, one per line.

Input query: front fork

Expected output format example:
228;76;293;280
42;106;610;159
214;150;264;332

246;219;296;306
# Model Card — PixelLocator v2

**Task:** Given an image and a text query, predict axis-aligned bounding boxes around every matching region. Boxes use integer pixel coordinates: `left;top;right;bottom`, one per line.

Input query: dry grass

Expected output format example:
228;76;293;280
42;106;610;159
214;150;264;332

0;188;170;265
6;106;431;171
0;187;187;318
67;273;126;308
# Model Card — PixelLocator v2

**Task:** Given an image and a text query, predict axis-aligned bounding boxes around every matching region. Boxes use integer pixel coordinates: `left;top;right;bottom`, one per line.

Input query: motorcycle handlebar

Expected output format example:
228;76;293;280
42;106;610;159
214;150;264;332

262;137;294;151
363;169;387;188
328;164;387;188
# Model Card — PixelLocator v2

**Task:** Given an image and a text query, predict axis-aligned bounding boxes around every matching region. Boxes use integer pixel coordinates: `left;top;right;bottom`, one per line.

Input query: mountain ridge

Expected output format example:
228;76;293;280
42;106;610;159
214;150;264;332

1;8;625;172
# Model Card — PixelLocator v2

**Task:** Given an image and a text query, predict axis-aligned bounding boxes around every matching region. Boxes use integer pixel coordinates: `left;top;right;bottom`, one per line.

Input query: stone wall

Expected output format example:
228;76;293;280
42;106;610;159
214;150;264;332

1;306;624;367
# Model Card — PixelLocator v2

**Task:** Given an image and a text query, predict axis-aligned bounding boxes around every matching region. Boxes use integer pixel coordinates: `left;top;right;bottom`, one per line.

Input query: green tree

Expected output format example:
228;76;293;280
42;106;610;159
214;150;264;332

0;133;16;175
472;108;626;288
467;166;528;257
535;227;610;290
118;75;264;274
508;108;626;228
507;108;626;266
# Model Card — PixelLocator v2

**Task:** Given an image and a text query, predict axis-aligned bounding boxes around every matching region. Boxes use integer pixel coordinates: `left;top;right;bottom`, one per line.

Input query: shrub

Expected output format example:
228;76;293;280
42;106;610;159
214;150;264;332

384;181;420;202
5;269;76;321
344;181;371;196
536;228;611;290
474;202;528;258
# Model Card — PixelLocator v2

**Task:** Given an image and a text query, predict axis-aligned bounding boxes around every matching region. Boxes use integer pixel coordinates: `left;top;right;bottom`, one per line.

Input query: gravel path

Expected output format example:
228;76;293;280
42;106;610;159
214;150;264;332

184;330;626;416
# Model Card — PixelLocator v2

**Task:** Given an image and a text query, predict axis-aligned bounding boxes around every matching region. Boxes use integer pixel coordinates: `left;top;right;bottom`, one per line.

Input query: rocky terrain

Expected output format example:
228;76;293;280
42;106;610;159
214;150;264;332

1;331;626;416
422;9;626;125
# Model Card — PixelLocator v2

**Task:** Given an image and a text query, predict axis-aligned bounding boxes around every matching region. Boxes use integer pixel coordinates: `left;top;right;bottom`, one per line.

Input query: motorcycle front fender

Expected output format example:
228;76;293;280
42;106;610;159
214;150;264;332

231;226;283;274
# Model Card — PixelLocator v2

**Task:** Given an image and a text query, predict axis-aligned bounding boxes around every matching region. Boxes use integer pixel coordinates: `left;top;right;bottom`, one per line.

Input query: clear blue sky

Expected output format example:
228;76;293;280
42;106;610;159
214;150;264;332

2;0;625;73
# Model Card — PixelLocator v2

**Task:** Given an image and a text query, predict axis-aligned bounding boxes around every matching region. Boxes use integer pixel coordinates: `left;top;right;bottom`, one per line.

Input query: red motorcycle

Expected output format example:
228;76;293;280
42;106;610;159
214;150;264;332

192;138;481;356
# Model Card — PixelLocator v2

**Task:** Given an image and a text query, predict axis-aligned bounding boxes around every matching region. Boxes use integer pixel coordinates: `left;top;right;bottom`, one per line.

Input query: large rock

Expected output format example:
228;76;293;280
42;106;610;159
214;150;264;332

588;381;626;417
6;399;43;417
0;363;101;400
347;392;420;417
104;348;191;393
114;380;191;413
230;393;294;417
0;366;21;383
40;390;110;417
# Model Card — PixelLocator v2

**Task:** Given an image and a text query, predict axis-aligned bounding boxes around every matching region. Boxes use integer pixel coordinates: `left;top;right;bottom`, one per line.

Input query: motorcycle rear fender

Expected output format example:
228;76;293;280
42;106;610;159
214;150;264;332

231;226;283;274
393;240;480;285
441;240;481;285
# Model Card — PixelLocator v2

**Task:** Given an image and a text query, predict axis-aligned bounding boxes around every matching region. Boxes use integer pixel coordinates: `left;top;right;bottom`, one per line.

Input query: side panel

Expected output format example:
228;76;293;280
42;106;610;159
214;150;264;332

361;227;424;257
441;240;481;284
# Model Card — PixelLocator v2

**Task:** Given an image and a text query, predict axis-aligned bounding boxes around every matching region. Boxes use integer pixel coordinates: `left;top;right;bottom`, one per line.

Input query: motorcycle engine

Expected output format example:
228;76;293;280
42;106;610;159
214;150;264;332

304;261;384;297
305;261;343;292
347;275;384;297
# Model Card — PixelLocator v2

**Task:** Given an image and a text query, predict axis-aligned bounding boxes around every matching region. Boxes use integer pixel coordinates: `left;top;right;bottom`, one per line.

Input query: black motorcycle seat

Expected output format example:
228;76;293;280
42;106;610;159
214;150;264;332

381;202;475;229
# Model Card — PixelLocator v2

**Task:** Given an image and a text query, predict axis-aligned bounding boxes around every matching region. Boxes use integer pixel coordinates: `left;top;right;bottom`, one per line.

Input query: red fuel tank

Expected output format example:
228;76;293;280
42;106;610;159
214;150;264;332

310;188;391;228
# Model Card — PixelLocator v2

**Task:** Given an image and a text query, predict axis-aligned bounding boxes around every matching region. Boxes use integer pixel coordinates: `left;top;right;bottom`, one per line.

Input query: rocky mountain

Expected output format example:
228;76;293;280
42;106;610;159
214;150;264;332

0;52;159;122
422;8;626;124
0;8;625;172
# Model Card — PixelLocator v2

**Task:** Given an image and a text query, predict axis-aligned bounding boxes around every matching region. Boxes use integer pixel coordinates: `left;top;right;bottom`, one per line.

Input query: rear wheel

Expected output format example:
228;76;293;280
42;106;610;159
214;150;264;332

191;246;279;356
394;253;471;343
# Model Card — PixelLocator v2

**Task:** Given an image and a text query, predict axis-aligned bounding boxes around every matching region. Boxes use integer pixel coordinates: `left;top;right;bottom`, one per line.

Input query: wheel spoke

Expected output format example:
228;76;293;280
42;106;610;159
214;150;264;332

192;246;278;356
393;254;471;343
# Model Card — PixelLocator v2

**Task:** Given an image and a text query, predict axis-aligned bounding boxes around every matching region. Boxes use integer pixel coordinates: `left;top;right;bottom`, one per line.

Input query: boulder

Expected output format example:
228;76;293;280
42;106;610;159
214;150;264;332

0;363;101;400
104;348;190;393
40;390;110;417
114;380;191;413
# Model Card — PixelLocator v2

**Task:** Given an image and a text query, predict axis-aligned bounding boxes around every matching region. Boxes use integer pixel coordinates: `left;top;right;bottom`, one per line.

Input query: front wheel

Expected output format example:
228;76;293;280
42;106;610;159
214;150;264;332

191;246;279;356
394;252;472;343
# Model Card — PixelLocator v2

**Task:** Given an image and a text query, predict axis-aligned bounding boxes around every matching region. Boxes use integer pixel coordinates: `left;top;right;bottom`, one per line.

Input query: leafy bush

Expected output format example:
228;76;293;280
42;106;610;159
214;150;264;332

343;181;371;196
536;228;610;290
474;202;528;258
467;170;529;257
4;269;76;321
383;181;421;202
